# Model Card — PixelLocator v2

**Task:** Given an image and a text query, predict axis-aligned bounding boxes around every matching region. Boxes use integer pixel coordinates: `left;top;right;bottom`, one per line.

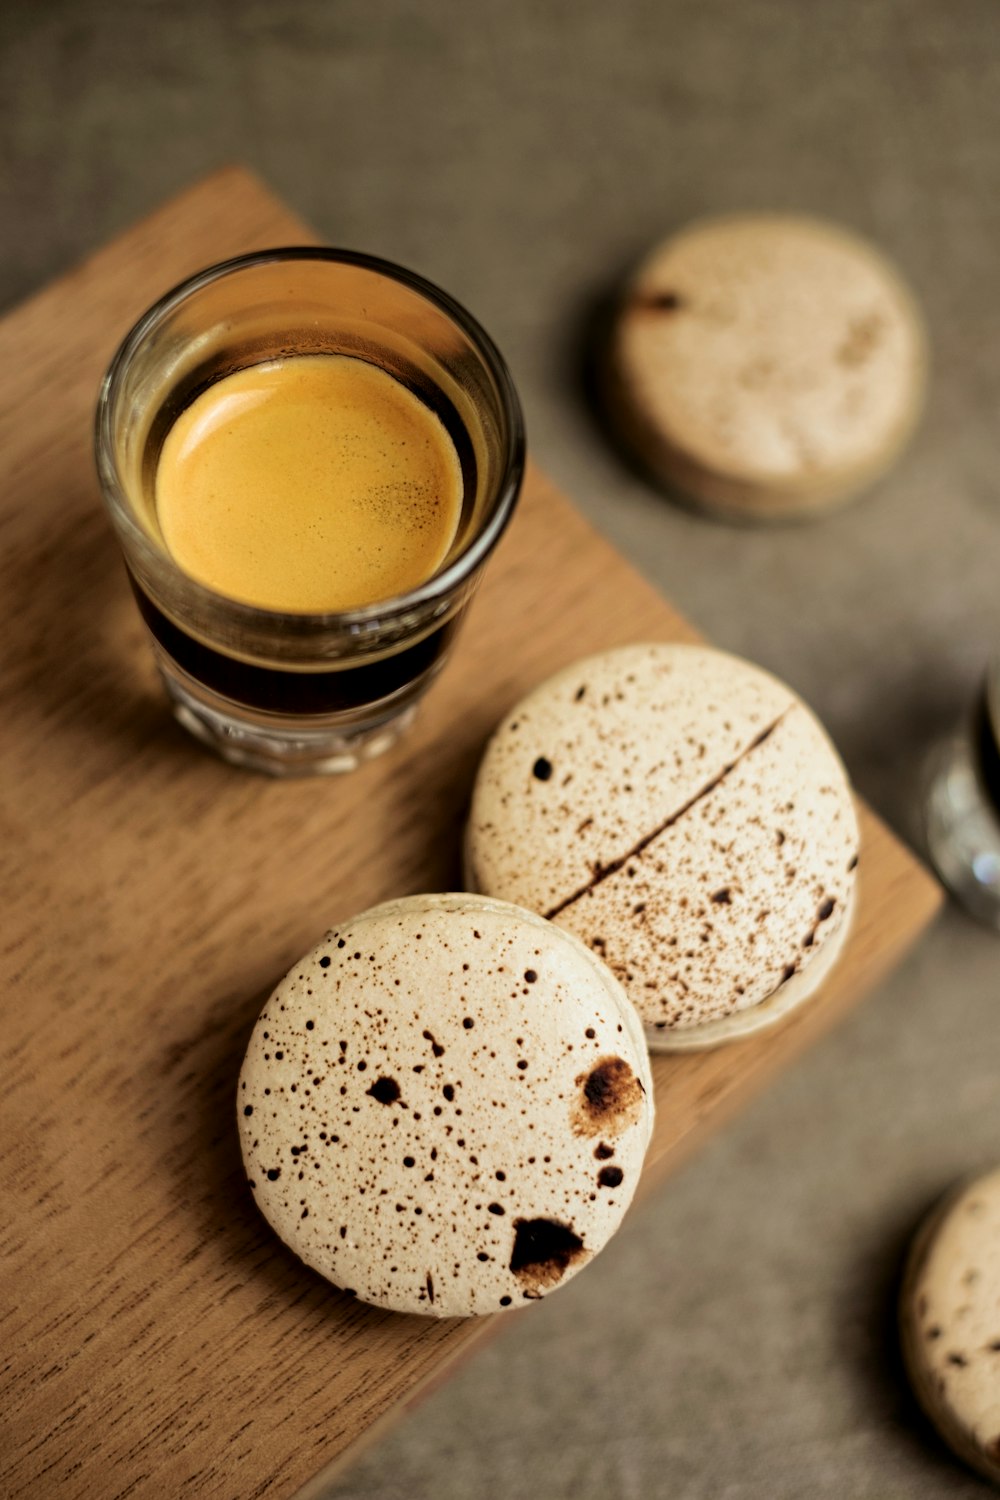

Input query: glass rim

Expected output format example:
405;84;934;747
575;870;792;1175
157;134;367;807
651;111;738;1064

94;245;526;631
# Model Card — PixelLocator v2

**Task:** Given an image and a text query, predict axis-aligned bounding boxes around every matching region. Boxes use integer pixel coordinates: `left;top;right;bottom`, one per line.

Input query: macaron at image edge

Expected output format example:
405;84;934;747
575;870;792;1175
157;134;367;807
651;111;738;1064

465;642;860;1052
238;893;654;1318
607;212;928;521
900;1168;1000;1486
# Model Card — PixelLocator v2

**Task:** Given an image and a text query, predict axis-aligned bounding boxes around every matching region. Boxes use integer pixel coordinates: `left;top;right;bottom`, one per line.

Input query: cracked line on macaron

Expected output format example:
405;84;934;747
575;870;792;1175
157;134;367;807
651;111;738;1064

543;706;793;921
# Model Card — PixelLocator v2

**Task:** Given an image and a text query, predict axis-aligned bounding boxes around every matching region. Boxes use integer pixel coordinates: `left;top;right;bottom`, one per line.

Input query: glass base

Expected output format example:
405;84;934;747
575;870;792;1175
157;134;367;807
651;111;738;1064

158;659;421;776
924;734;1000;932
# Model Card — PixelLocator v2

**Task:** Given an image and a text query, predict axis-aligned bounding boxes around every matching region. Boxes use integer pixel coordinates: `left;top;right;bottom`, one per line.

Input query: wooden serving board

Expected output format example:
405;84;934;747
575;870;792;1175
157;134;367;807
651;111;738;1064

0;169;942;1500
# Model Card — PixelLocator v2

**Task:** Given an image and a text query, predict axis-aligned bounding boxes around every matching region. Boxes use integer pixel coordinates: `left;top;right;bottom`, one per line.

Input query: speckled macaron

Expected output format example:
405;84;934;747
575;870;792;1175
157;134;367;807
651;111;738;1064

465;643;859;1051
608;213;927;519
901;1169;1000;1485
238;893;654;1318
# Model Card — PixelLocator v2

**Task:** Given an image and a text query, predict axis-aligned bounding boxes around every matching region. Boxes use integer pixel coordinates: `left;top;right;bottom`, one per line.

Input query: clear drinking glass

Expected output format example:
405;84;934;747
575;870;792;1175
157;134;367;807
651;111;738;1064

924;658;1000;930
95;249;524;775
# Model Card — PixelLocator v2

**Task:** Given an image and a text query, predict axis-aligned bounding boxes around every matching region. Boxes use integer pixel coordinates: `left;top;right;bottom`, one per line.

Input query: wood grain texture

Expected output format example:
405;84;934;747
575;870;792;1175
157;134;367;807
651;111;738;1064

0;168;942;1500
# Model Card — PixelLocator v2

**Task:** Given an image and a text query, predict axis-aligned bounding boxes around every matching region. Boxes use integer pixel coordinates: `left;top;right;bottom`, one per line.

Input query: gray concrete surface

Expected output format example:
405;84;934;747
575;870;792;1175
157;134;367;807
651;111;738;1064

4;1;1000;1494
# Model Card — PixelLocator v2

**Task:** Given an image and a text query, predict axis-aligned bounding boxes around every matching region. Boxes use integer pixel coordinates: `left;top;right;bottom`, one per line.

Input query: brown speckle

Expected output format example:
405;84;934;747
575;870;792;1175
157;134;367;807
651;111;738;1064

636;289;684;313
422;1029;445;1058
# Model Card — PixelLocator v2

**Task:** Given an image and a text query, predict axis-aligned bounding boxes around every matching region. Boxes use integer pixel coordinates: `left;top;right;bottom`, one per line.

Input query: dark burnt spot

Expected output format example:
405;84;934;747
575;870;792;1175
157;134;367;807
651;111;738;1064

524;969;537;984
463;1017;474;1029
848;853;859;872
266;1168;281;1181
585;1028;596;1039
572;1056;645;1137
366;1076;401;1105
818;897;836;921
594;1142;615;1160
442;1084;455;1102
319;956;331;968
574;685;587;701
585;1059;627;1108
803;929;816;948
598;1165;624;1188
425;1272;434;1305
781;964;797;984
477;1251;489;1262
947;1352;968;1367
776;830;786;847
532;757;553;782
488;1202;505;1216
243;1105;253;1117
500;1295;512;1306
711;888;732;905
510;1216;586;1294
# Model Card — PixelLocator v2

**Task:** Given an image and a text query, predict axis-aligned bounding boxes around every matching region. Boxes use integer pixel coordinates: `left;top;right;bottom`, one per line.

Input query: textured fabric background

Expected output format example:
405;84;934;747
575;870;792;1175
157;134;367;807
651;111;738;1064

4;2;999;1493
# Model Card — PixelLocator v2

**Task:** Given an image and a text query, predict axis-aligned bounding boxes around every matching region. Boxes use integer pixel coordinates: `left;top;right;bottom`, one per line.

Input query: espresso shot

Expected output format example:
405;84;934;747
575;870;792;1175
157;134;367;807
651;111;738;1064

154;355;465;613
96;249;524;773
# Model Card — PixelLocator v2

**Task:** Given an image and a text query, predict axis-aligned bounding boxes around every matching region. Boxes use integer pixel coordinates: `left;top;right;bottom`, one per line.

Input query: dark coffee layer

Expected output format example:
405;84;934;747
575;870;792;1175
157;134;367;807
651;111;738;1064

132;578;461;715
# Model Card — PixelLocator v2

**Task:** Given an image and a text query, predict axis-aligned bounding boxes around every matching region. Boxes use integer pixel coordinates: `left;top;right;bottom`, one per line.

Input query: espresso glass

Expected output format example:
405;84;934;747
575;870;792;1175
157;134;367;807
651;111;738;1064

95;249;524;775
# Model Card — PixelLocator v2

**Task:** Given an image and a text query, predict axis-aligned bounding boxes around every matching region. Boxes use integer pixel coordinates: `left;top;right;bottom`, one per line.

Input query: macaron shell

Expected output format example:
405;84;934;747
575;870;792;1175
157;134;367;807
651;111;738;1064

901;1169;1000;1484
611;214;927;518
467;644;858;1040
238;894;654;1318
